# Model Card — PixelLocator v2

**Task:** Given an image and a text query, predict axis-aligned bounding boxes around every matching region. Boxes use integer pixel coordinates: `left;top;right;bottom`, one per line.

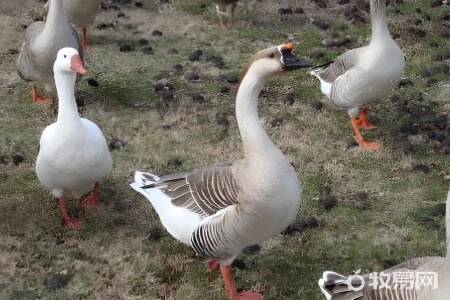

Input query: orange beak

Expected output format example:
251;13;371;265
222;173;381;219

70;55;86;75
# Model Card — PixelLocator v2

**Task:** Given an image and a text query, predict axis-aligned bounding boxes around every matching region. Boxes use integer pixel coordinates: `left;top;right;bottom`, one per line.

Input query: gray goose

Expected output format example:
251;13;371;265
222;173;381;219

131;43;312;299
310;0;405;149
318;185;450;299
18;0;82;104
40;0;101;48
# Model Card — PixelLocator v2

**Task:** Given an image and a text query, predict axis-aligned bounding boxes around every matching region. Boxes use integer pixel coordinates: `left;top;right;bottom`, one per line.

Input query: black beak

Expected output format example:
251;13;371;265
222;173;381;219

280;46;313;70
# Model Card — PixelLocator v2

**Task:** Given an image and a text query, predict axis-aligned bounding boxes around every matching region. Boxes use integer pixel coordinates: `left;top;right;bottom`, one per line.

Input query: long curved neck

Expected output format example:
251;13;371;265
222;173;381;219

39;0;68;45
369;0;391;45
235;71;279;162
54;71;82;125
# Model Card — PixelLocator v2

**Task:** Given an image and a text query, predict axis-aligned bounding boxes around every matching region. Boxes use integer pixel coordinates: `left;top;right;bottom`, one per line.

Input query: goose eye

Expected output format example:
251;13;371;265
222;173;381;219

269;53;275;58
64;55;66;58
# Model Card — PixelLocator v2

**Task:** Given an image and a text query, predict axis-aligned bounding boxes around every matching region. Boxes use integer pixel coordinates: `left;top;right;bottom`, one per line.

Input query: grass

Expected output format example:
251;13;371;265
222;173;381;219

0;0;449;299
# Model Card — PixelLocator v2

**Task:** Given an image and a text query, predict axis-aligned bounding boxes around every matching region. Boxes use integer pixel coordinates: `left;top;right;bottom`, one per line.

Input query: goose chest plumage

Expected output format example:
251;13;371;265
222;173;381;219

131;43;312;299
310;0;405;149
36;47;112;228
17;0;82;104
318;184;450;299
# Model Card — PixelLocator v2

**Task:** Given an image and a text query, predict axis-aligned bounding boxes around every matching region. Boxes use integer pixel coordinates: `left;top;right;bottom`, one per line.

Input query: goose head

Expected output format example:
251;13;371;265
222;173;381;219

53;47;86;75
239;43;312;85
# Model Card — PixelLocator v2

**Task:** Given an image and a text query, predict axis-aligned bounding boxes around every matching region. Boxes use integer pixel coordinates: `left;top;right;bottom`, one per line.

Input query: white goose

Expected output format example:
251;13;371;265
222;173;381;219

36;47;112;229
18;0;82;104
310;0;405;149
318;185;450;299
131;43;312;299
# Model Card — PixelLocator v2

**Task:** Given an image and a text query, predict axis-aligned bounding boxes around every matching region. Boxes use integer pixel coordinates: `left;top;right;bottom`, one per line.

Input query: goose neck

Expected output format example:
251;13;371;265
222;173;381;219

235;72;277;160
41;0;68;43
369;0;390;43
54;71;82;125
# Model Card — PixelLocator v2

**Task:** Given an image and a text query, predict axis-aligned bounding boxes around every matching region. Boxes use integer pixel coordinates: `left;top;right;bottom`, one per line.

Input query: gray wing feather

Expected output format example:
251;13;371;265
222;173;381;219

315;48;360;83
156;162;240;218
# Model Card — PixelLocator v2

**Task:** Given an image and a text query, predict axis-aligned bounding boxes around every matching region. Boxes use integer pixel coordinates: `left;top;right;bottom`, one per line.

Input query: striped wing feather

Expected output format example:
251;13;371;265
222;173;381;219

316;48;360;83
156;163;240;218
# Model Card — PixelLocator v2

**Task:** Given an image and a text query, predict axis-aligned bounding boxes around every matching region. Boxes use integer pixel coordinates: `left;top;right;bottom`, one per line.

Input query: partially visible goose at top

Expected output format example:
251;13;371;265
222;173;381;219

310;0;405;149
36;47;112;229
18;0;82;104
131;43;312;299
64;0;101;48
211;0;239;30
318;184;450;299
40;0;101;48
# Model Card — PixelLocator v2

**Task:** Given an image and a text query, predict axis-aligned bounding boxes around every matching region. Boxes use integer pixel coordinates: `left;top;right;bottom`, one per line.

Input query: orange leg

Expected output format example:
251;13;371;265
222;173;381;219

81;28;88;49
351;116;381;149
81;182;100;209
220;265;263;300
355;108;376;128
207;259;220;270
58;197;82;229
32;86;53;104
215;5;228;30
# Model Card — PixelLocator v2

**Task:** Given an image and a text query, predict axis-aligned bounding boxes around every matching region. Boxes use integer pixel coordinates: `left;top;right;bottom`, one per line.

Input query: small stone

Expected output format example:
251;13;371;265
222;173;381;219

108;139;125;150
12;154;24;166
138;38;148;46
141;46;153;55
135;2;143;8
167;158;182;167
226;75;239;84
278;8;293;15
313;19;329;30
206;55;225;68
146;227;162;241
320;194;337;210
87;78;99;87
303;216;319;229
309;49;324;59
154;83;165;92
242;244;260;254
152;29;162;37
431;115;448;130
431;203;446;217
415;217;438;229
398;78;413;87
231;259;246;270
426;78;438;86
216;116;229;127
119;44;132;52
220;86;230;93
310;101;323;110
430;0;443;7
192;94;205;102
117;12;125;18
282;93;295;105
188;49;202;61
281;220;306;235
294;7;304;14
412;163;429;173
185;72;199;81
44;274;73;290
270;118;284;127
337;0;350;4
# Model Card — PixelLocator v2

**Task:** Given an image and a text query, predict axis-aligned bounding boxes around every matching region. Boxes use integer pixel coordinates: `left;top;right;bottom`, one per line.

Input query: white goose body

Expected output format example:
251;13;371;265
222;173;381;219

318;186;450;300
131;43;312;299
36;47;112;227
18;0;82;102
310;0;405;148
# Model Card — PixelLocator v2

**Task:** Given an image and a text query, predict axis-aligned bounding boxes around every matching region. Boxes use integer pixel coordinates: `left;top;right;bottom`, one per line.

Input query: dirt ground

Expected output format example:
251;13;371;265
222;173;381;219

1;0;450;299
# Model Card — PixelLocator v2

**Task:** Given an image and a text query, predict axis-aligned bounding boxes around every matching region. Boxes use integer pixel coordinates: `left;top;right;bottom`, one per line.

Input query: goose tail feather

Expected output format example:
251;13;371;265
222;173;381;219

318;271;364;300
